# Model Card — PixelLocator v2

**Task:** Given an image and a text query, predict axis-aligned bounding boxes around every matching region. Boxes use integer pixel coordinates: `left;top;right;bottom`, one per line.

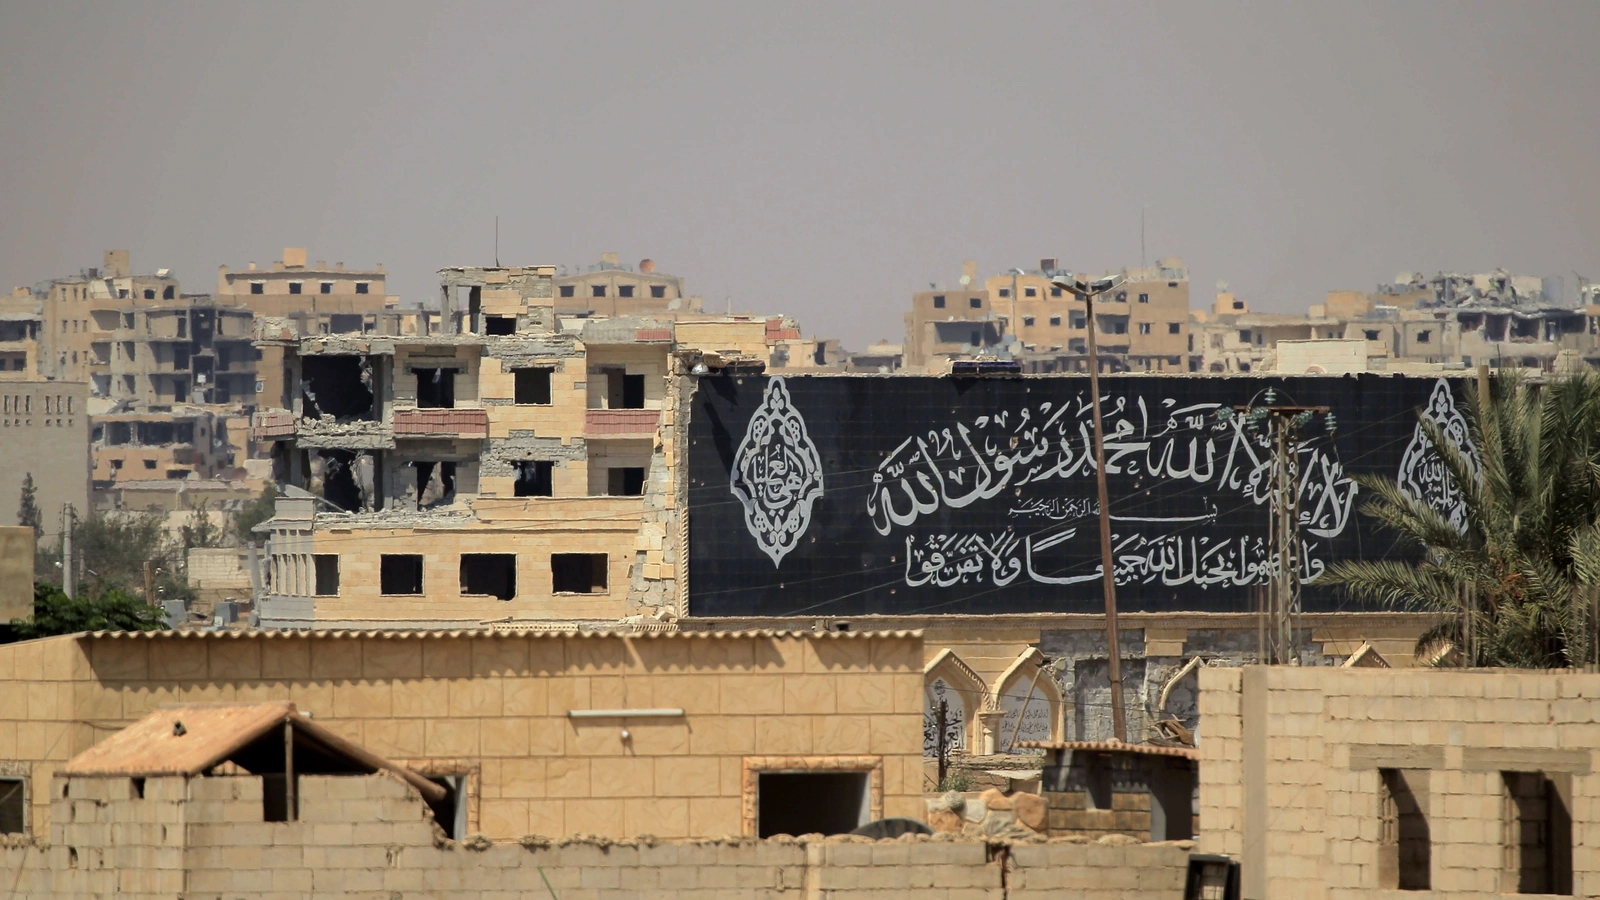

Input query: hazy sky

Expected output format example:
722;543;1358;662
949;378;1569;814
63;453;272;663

2;2;1597;348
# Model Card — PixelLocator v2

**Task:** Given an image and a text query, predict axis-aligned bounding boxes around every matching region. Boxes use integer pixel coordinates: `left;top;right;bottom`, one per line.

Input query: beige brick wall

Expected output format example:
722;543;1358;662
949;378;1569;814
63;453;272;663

1201;665;1600;899
0;772;1193;899
0;631;925;841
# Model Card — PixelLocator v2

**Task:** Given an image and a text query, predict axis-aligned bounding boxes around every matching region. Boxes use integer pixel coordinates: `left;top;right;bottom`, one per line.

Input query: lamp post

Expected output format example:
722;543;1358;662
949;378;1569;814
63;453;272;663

1051;273;1128;742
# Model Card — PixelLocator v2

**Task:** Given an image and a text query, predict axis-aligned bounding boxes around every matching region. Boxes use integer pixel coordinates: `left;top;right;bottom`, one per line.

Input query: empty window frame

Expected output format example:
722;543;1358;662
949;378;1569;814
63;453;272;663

1364;329;1381;341
1378;768;1430;891
1138;323;1152;335
289;282;302;295
932;295;946;309
0;777;24;834
607;467;645;496
1022;316;1034;327
1024;287;1037;298
250;282;264;295
559;285;575;298
1239;330;1252;343
414;368;456;408
484;316;517;336
757;771;869;838
1050;287;1062;297
1139;293;1149;303
1168;322;1181;334
605;371;646;409
969;297;982;308
513;367;553;405
1416;330;1431;344
514;460;554;497
320;282;334;294
1050;316;1062;327
551;553;607;594
650;285;666;298
998;288;1011;298
1503;771;1571;895
380;555;424;595
355;282;369;294
591;285;607;298
460;553;516;600
143;289;155;300
618;285;635;298
313;555;340;596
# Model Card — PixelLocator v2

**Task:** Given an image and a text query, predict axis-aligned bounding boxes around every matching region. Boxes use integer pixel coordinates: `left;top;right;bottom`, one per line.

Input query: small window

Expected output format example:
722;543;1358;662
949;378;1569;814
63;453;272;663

288;282;302;295
1022;317;1034;327
1138;323;1152;335
969;297;982;308
122;313;134;328
118;289;128;299
143;289;155;300
414;368;456;408
1071;315;1085;329
1239;330;1251;343
932;295;945;309
460;553;516;600
1168;322;1181;334
380;555;424;595
514;460;554;497
650;285;666;298
622;373;646;409
618;285;634;298
1049;316;1061;327
1138;293;1149;303
1365;329;1380;340
0;777;25;834
1050;287;1062;297
756;771;868;838
998;288;1010;298
592;285;607;298
355;282;369;294
485;316;517;336
143;459;157;470
1416;330;1431;344
559;285;575;297
514;367;553;405
1024;287;1036;298
1503;771;1571;895
162;286;174;300
1379;768;1431;891
313;555;340;596
1113;322;1128;335
608;467;646;496
1231;300;1244;310
551;553;607;593
320;282;333;294
250;282;264;295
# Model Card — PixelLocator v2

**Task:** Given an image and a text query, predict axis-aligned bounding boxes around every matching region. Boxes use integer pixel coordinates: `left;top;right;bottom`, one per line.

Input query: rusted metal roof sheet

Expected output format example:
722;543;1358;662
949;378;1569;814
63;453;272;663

1016;739;1199;761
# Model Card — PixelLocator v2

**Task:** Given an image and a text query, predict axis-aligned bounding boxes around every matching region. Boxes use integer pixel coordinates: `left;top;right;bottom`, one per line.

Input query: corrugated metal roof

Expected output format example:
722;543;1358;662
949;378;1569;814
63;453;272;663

1016;740;1199;761
84;628;921;641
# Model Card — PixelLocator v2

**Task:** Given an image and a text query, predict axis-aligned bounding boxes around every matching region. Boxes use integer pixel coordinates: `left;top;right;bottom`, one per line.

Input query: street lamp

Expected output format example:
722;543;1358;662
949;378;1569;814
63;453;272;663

1050;272;1129;742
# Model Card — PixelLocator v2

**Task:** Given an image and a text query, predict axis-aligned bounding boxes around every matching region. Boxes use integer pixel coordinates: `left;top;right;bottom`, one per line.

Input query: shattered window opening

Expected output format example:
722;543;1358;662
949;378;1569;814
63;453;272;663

485;316;517;336
514;367;553;405
414;368;457;409
315;449;371;512
607;466;645;496
380;555;424;595
514;460;554;497
460;553;516;600
551;553;607;594
300;356;375;421
413;460;457;509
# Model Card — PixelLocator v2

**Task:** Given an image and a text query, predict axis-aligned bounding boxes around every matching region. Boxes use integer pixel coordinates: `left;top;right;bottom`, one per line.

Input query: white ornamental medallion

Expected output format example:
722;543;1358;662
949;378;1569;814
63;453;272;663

730;377;824;567
1397;378;1479;533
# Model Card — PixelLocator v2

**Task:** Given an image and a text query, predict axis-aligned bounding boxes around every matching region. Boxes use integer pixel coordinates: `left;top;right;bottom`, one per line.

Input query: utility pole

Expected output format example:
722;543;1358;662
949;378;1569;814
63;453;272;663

62;504;75;600
1053;273;1128;742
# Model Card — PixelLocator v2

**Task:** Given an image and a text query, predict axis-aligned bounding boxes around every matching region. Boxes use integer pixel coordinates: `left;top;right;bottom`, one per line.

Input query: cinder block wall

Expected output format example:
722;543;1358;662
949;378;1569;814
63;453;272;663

0;630;925;841
0;774;1193;899
1200;665;1600;899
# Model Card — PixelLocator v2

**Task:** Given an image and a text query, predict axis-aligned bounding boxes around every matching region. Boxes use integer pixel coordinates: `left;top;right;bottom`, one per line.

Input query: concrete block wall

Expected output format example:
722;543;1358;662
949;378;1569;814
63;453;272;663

1200;665;1600;899
0;773;1194;899
0;631;924;841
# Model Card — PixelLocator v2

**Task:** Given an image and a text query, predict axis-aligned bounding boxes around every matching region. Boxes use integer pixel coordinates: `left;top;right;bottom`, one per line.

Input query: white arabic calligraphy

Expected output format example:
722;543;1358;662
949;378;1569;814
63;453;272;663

1397;378;1479;533
729;377;825;567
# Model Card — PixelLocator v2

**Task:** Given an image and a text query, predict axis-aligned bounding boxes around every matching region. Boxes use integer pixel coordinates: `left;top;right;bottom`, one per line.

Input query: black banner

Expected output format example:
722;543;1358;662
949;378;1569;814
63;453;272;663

687;374;1473;617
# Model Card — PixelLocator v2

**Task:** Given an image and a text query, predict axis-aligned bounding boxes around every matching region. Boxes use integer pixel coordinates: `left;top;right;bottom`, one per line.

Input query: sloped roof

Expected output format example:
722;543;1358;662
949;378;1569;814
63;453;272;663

61;701;444;801
1016;739;1199;761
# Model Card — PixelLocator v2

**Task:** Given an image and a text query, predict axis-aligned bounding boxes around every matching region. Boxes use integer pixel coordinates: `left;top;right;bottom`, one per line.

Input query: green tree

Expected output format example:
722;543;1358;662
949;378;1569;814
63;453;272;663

1322;371;1600;668
232;485;277;545
9;582;166;640
180;499;222;550
16;473;40;540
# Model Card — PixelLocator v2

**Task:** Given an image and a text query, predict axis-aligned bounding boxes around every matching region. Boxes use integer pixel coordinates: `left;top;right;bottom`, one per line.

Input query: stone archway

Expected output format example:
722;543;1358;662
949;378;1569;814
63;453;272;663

992;649;1062;754
923;649;988;758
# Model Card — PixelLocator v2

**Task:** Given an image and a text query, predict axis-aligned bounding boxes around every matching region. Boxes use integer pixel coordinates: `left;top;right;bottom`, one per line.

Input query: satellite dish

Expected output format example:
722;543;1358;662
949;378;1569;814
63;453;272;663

959;274;972;287
1216;279;1229;292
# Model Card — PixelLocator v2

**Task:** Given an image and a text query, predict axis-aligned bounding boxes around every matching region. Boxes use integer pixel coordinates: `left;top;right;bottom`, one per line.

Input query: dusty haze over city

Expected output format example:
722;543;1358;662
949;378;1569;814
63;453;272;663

2;1;1597;348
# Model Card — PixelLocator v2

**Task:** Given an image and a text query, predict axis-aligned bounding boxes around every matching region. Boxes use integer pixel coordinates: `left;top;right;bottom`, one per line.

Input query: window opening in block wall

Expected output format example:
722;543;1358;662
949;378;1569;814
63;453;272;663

380;554;424;595
551;553;607;593
424;775;468;840
413;461;456;508
651;285;666;298
605;370;646;409
0;777;25;834
513;367;552;405
559;285;575;297
289;282;302;295
608;466;645;496
1503;771;1572;895
933;295;946;308
969;296;982;308
355;282;369;294
313;555;340;596
514;460;553;497
592;285;607;298
1378;768;1431;891
485;316;516;336
757;771;869;838
460;553;516;600
618;285;634;298
414;367;456;408
320;282;333;294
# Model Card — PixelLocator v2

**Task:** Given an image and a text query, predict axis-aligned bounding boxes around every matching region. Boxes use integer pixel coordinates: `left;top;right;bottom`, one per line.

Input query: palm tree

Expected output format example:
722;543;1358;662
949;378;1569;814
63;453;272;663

1322;371;1600;668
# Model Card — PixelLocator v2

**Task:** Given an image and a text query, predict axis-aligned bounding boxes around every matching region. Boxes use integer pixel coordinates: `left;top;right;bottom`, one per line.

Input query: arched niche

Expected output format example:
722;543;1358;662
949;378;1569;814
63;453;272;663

992;648;1062;754
923;649;987;758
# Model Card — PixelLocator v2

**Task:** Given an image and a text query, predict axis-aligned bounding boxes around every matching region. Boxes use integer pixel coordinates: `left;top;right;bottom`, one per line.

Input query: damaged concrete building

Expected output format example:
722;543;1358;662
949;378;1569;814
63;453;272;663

250;263;691;628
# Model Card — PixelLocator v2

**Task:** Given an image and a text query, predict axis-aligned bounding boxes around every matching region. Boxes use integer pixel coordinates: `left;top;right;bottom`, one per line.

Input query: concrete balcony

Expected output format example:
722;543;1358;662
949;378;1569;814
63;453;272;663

584;408;661;437
393;407;489;438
